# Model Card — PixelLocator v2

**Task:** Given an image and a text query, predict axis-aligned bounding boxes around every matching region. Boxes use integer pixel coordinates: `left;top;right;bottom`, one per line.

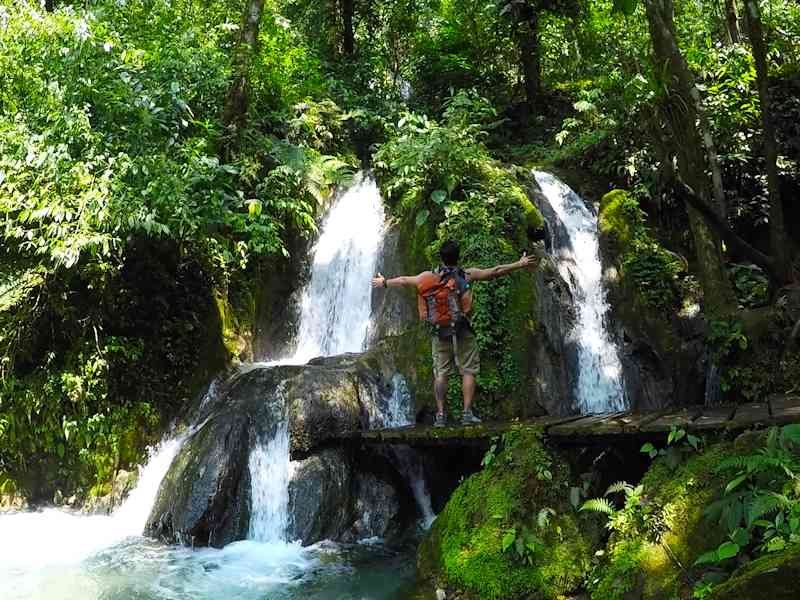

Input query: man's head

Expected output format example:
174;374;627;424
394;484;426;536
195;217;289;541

439;239;460;267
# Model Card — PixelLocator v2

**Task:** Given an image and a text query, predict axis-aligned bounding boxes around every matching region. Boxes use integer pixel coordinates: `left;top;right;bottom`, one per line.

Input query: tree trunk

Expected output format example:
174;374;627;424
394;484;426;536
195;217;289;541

644;0;737;315
517;11;541;110
222;0;265;133
743;0;792;281
342;0;355;55
724;0;741;44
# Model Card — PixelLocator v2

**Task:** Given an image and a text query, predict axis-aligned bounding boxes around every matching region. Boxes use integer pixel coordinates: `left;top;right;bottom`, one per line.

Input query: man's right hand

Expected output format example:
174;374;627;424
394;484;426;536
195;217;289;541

517;252;538;270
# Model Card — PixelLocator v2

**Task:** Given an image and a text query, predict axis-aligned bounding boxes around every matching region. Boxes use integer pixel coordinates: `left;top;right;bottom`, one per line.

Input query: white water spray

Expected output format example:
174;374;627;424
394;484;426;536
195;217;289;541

245;172;387;543
534;171;627;414
0;433;187;570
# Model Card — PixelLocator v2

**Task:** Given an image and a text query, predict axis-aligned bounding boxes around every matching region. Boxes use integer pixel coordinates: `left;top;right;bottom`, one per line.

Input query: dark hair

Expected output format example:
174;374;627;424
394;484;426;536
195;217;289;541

439;239;460;267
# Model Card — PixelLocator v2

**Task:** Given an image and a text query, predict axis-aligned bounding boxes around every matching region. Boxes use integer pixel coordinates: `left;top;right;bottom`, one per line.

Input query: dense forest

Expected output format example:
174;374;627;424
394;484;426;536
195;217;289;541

1;0;799;598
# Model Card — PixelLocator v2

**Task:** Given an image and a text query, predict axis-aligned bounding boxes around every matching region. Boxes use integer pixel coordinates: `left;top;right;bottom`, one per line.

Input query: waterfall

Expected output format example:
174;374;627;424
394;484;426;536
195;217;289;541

292;173;386;363
244;172;386;543
248;422;292;542
534;171;627;414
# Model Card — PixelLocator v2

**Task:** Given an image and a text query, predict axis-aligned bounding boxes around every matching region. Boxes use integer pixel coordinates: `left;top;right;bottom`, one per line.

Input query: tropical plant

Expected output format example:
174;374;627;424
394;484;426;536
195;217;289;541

702;425;800;561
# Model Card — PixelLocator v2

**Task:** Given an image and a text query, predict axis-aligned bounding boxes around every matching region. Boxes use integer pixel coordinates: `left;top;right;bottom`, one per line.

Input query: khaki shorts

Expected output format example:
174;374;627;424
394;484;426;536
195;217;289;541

432;329;480;378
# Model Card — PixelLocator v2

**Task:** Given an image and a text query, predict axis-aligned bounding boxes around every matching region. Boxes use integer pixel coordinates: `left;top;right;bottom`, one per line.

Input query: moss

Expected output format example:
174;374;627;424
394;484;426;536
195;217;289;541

709;544;800;600
419;428;598;599
599;189;636;248
591;442;741;600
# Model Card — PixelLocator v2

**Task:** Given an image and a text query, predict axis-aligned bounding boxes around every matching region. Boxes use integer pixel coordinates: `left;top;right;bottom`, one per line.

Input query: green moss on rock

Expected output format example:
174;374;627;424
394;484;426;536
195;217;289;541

709;544;800;600
418;428;598;599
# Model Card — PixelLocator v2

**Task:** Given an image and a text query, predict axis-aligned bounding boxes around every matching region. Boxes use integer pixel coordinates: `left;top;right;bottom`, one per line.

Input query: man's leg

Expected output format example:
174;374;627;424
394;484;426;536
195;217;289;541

462;372;476;412
431;335;454;426
434;374;448;416
457;329;481;424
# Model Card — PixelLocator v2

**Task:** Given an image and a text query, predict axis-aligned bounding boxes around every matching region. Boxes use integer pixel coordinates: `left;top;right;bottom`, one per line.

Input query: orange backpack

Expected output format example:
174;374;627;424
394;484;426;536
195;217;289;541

416;267;472;333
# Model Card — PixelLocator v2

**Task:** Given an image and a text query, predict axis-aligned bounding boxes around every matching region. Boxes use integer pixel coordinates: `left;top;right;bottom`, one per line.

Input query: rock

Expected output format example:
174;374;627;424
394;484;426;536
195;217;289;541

709;544;800;600
528;257;579;415
369;223;418;345
348;472;402;540
82;469;139;515
417;429;598;599
287;448;353;544
591;441;747;599
145;410;252;547
596;189;707;410
146;355;405;548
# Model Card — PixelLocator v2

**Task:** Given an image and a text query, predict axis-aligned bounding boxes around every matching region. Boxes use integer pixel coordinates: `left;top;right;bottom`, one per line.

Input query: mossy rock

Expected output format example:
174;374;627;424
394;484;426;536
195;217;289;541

599;189;637;249
591;441;743;600
418;428;598;599
708;544;800;600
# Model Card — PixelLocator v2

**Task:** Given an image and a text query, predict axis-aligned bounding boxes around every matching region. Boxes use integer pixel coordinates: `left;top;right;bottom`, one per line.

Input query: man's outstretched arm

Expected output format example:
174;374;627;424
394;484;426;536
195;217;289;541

466;252;537;282
371;272;421;289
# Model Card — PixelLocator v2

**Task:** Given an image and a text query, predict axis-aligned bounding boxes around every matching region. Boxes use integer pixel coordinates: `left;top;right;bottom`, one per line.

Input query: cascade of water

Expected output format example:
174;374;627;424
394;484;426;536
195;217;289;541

533;171;627;414
292;173;386;363
244;172;386;543
248;422;292;542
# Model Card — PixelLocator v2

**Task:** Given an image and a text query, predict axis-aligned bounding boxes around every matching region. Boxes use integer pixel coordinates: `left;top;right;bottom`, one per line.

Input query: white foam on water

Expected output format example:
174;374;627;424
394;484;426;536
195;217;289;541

0;434;186;571
0;173;412;599
534;170;627;414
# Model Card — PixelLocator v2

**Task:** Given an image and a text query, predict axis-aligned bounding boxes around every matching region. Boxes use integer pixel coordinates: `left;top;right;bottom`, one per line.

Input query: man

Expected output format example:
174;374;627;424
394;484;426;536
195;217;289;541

371;239;537;427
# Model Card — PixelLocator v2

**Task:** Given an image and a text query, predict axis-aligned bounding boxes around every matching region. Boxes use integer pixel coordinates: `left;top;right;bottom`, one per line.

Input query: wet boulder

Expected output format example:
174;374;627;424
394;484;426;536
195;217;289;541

145;412;253;547
287;448;354;544
146;356;404;548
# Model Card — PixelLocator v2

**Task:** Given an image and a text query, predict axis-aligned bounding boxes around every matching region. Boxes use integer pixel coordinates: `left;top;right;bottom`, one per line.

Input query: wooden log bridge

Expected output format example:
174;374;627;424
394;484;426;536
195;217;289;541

346;396;800;447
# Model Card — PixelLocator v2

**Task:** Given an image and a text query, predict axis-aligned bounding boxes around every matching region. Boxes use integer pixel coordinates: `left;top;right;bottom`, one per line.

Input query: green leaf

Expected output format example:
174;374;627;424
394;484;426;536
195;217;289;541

569;486;582;509
717;541;740;561
501;529;516;552
248;200;262;218
640;442;656;455
415;209;429;227
694;550;720;566
430;190;447;204
730;527;750;547
766;537;786;552
725;474;748;494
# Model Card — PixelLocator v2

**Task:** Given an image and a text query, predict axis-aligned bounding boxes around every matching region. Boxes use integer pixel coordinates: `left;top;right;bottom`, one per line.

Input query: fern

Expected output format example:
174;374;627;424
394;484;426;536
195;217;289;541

580;498;614;515
746;493;790;526
605;481;633;496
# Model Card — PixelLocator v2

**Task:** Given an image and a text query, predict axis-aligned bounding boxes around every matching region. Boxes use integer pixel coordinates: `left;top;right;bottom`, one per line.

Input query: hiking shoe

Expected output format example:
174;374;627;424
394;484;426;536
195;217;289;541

434;413;447;428
461;410;482;425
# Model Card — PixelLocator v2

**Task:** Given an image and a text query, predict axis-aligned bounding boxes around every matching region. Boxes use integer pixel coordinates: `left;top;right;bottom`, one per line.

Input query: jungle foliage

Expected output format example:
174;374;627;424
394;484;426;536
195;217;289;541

1;0;799;514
